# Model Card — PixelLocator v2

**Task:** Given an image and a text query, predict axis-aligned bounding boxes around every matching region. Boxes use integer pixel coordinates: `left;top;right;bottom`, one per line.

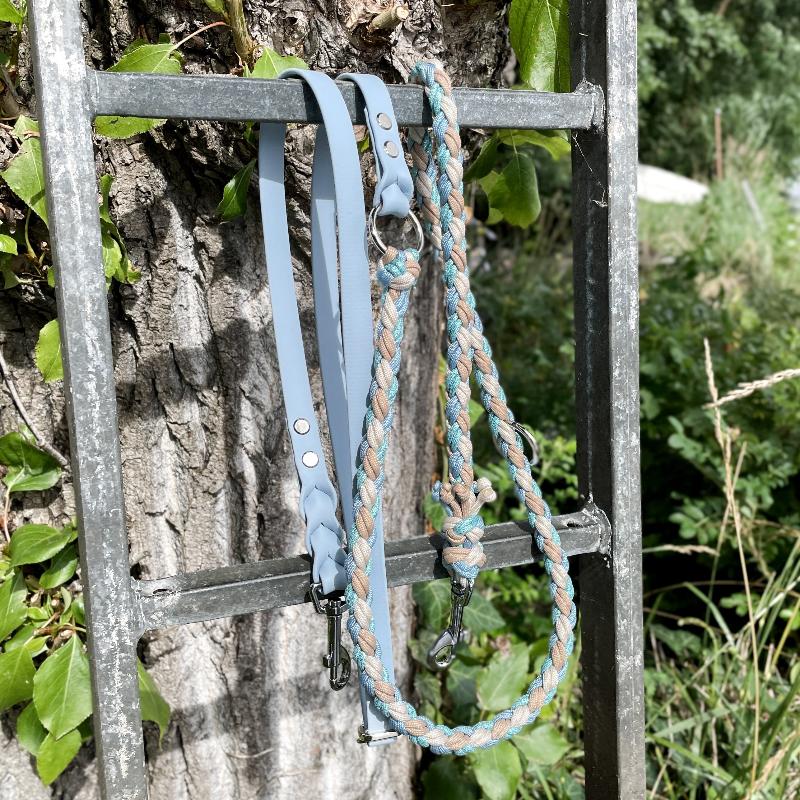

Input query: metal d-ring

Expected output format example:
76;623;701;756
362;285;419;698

512;421;540;466
368;204;425;256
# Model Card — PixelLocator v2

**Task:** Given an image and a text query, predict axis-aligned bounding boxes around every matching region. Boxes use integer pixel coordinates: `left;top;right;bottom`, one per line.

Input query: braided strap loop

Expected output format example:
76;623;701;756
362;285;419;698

345;61;576;754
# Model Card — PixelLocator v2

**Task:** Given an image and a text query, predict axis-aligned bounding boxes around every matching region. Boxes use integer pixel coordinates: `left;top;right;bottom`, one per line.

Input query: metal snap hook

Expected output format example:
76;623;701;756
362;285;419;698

427;578;473;671
368;204;425;256
310;584;352;691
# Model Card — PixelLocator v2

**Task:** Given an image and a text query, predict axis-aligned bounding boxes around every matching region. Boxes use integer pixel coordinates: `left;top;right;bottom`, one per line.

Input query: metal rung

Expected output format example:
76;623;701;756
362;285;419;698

132;505;609;636
87;70;604;131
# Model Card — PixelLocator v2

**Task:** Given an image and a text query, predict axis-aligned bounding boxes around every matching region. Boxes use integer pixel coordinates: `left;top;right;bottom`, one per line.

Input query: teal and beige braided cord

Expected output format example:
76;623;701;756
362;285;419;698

344;61;577;754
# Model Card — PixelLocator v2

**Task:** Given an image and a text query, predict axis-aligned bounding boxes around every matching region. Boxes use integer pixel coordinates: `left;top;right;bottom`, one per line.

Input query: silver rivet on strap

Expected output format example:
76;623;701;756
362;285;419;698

293;418;311;435
302;451;319;468
383;140;399;158
376;112;392;130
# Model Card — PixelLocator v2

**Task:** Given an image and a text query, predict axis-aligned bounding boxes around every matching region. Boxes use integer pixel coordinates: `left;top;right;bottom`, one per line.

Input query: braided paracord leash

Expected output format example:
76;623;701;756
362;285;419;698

344;61;577;754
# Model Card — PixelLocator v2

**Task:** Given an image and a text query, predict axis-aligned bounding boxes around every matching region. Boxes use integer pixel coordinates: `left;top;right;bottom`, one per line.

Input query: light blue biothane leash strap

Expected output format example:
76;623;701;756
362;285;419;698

258;69;408;742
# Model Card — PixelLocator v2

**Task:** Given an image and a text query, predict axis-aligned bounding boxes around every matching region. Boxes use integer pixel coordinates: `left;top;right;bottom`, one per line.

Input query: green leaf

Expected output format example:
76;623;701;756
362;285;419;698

5;623;48;656
204;0;227;13
497;128;571;160
0;232;18;253
0;431;61;492
446;655;481;707
36;729;82;785
463;589;506;634
476;643;530;711
468;398;485;427
0;569;27;640
0;135;48;224
17;702;48;756
481;152;541;228
217;159;256;221
10;524;71;567
34;636;92;738
470;740;523;800
137;659;170;743
39;545;79;589
413;580;451;631
0;646;36;711
94;36;183;139
245;47;307;80
13;115;39;139
509;0;570;93
464;134;501;183
513;722;570;766
422;758;480;800
97;174;140;283
0;0;24;25
35;319;63;382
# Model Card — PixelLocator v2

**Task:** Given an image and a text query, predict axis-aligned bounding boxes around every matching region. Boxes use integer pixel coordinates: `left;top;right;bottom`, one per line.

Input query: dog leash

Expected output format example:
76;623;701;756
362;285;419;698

344;61;577;753
258;69;416;743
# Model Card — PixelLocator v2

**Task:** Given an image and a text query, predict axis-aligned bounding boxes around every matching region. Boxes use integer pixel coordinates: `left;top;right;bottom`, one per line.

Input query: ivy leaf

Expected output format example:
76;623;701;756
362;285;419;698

217;159;256;221
17;702;48;756
422;758;480;800
36;729;82;785
497;128;571;160
39;545;79;589
0;232;18;253
0;0;23;25
464;134;501;183
413;580;451;631
34;635;93;738
10;524;72;567
476;643;530;711
137;659;171;743
204;0;227;13
446;655;482;708
463;589;506;635
0;569;27;640
35;319;63;382
245;47;307;80
0;431;61;492
94;35;183;139
0;646;36;711
481;152;541;228
509;0;570;93
469;740;523;800
513;722;571;766
0;132;48;224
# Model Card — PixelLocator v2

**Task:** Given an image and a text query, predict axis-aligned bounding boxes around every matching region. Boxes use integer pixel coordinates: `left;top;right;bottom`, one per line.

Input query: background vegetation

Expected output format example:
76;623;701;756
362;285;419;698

413;1;800;798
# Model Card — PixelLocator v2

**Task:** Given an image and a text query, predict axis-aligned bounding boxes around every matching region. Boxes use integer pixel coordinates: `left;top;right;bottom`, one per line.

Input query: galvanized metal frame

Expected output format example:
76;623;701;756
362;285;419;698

28;0;644;798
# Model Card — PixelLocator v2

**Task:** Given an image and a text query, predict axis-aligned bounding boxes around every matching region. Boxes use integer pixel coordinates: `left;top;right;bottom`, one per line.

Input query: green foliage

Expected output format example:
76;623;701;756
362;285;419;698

0;118;47;224
217;159;256;220
0;437;170;784
0;0;24;25
94;35;184;138
35;320;63;382
0;431;61;493
638;0;800;176
508;0;570;93
244;47;307;79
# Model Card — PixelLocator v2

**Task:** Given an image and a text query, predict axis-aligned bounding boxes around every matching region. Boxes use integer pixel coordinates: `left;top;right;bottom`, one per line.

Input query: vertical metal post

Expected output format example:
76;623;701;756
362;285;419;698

28;3;147;799
570;0;645;797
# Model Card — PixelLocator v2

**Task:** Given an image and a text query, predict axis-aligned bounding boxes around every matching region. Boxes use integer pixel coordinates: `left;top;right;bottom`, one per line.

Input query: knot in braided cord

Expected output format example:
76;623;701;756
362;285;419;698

432;477;496;580
344;60;577;755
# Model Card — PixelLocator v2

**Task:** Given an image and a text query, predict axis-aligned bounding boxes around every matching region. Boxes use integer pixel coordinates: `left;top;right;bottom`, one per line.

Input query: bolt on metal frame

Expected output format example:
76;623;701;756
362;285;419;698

28;0;644;798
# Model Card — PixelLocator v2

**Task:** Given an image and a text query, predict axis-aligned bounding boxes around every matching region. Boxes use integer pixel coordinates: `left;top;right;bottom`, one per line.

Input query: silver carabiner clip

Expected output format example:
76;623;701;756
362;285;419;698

427;578;473;670
310;584;352;691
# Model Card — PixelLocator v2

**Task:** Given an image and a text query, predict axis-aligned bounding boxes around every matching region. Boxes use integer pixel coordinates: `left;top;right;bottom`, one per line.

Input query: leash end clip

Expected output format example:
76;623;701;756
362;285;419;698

427;577;473;671
310;583;352;691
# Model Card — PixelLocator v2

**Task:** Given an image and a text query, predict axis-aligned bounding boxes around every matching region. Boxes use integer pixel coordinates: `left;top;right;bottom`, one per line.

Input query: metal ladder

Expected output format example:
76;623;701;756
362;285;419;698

28;0;644;797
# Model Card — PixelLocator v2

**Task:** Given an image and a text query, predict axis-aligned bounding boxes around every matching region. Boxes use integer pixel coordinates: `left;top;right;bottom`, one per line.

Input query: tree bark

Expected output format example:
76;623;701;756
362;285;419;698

0;1;510;797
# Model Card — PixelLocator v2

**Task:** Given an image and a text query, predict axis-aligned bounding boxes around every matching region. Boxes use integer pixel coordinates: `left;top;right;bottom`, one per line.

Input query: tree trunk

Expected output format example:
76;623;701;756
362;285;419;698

0;1;510;797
